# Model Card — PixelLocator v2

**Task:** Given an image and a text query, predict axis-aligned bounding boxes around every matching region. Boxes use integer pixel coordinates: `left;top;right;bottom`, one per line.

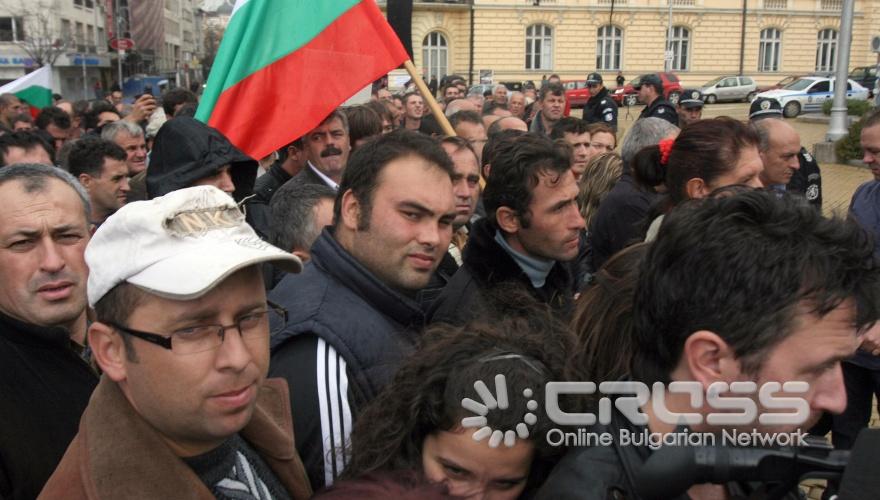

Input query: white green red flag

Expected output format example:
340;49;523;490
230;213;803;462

195;0;409;159
0;65;53;116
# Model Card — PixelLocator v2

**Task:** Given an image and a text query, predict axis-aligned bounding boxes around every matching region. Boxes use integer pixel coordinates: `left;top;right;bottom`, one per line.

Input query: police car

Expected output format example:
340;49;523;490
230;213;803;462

754;77;869;118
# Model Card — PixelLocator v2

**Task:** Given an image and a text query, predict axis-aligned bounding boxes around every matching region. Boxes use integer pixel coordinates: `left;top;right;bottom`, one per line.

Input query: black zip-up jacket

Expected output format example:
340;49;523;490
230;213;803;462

0;312;97;500
638;96;679;127
583;87;619;131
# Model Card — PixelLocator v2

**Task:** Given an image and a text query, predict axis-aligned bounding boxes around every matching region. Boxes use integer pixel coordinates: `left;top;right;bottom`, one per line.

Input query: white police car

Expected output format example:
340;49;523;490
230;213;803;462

754;77;869;118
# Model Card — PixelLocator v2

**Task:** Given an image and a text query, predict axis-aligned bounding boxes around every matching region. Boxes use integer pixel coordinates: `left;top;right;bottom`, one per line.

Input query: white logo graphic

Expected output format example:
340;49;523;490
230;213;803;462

760;100;772;110
460;374;539;448
691;91;699;99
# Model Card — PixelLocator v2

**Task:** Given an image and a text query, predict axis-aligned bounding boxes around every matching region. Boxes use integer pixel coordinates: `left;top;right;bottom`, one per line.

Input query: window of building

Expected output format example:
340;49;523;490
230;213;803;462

596;25;622;71
87;25;95;52
815;29;837;72
75;22;84;51
0;17;25;42
61;19;71;44
525;24;553;71
667;26;690;71
758;28;781;72
422;31;448;82
73;0;94;8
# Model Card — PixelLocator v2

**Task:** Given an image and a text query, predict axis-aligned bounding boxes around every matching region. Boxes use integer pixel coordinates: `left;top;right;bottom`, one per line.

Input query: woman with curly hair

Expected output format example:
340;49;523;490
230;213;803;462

344;313;569;499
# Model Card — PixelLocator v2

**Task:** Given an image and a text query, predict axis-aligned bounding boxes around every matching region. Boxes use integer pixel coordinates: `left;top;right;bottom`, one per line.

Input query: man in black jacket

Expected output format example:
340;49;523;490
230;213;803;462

268;130;456;491
537;192;880;499
0;164;97;500
636;74;678;126
146;117;257;203
429;133;584;325
582;72;618;132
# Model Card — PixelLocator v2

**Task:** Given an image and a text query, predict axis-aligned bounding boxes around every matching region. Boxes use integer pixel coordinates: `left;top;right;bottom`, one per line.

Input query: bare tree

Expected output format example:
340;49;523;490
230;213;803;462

0;0;67;67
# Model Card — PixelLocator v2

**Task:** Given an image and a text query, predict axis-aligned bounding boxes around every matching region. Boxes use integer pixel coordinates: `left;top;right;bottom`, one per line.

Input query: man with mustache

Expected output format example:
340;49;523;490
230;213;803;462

291;110;351;191
41;186;311;499
268;130;456;490
429;133;585;325
0;164;98;500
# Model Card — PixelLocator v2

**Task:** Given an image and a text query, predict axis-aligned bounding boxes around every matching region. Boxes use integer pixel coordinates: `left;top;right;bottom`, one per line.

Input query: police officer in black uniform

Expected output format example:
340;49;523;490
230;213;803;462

677;88;704;128
749;97;822;210
635;74;678;126
583;72;618;132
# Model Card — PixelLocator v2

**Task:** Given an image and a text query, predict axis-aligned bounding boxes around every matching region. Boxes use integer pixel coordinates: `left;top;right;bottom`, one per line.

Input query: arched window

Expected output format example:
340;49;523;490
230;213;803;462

759;28;781;72
525;24;553;70
596;25;622;71
667;26;690;71
422;31;448;82
815;29;837;72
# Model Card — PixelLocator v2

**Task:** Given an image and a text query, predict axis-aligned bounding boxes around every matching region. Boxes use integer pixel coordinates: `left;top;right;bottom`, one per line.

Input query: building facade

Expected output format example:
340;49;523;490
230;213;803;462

0;0;111;100
385;0;879;88
0;0;203;101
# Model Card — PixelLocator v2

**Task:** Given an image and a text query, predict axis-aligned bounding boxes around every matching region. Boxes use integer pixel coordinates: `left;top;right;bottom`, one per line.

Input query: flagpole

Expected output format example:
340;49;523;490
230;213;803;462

403;60;456;137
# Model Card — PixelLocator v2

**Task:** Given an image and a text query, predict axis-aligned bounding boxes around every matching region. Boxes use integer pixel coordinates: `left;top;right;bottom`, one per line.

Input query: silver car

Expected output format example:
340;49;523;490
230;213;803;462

701;76;758;104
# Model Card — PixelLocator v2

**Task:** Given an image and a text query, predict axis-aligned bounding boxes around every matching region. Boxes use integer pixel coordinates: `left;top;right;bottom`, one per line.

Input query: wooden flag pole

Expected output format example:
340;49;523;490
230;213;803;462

403;60;456;137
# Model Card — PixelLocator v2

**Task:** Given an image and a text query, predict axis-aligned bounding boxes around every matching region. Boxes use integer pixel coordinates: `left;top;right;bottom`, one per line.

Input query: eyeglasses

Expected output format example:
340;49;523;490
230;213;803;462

109;301;288;355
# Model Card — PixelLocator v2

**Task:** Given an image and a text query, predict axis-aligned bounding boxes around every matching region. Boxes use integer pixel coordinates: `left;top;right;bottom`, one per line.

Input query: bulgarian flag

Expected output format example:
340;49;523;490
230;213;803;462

0;65;53;117
195;0;409;160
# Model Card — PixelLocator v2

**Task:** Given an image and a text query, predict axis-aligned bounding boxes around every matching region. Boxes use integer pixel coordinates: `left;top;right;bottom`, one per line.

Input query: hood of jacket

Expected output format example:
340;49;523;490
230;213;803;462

146;117;257;202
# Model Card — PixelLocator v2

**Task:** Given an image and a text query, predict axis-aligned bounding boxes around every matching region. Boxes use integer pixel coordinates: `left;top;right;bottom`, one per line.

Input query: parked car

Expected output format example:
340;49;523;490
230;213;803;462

700;75;758;103
564;80;590;108
755;77;869;118
612;72;683;106
756;75;803;94
849;66;878;97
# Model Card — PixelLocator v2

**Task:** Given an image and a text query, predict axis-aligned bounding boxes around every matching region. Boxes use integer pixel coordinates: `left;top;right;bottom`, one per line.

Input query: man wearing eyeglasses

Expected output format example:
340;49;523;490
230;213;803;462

582;73;618;132
40;186;312;499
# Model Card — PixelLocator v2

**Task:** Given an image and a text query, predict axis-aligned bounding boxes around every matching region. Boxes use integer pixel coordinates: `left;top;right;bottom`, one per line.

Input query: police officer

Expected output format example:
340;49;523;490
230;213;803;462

749;97;822;210
583;72;618;132
676;88;704;128
635;74;677;126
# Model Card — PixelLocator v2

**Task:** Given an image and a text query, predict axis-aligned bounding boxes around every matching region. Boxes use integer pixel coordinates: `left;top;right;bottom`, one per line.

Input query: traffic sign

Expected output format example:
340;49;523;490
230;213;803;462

110;38;135;51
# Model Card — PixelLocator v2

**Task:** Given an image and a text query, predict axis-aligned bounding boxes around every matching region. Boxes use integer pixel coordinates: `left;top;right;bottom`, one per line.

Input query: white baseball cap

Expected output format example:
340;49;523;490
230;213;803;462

86;185;302;307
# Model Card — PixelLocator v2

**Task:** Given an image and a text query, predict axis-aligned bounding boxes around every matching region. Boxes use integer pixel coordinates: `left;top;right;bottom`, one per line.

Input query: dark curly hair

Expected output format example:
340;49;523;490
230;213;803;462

345;304;571;492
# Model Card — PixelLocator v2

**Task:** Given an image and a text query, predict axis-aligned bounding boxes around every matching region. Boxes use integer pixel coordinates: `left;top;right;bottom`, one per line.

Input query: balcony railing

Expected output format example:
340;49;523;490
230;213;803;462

821;0;842;10
763;0;787;9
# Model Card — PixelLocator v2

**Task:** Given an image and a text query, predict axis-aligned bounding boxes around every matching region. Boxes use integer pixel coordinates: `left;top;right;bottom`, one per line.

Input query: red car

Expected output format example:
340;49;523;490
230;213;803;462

755;75;803;94
612;72;683;106
563;80;591;109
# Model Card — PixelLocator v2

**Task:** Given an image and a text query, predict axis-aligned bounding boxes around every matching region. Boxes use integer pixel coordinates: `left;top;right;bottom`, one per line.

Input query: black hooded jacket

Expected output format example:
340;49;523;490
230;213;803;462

146;117;257;202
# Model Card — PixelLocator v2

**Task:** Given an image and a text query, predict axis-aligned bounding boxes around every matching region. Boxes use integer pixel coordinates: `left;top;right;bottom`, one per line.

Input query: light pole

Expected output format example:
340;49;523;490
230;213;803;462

665;0;673;72
826;0;855;141
115;0;123;88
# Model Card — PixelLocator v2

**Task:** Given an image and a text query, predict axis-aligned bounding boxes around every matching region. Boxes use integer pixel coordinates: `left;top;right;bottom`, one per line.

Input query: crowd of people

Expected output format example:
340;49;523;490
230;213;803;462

0;72;877;500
